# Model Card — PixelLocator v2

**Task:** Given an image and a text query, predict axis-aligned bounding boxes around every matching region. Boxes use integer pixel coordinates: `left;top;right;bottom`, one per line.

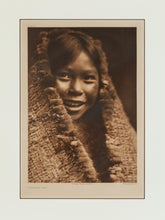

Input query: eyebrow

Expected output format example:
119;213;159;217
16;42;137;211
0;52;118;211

62;67;98;74
83;70;97;73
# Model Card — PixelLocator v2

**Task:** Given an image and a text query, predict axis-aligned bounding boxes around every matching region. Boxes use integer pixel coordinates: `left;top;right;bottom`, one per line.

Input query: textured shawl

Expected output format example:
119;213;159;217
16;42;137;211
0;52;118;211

28;59;137;183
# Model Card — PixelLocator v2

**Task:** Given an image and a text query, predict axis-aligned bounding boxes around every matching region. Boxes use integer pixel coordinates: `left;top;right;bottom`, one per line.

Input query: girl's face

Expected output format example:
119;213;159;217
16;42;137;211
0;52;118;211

55;51;99;120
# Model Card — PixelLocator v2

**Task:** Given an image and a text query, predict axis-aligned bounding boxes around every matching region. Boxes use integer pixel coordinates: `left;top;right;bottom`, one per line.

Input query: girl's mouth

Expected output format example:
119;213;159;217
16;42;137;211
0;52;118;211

64;100;85;111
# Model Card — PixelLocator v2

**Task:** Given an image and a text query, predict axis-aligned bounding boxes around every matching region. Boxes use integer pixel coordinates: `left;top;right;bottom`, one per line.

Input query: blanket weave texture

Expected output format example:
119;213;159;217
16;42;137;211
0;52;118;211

28;59;137;183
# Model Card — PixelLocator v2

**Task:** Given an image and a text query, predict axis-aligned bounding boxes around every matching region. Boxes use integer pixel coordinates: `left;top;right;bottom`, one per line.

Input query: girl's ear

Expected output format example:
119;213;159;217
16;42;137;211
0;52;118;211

99;77;109;89
102;79;109;88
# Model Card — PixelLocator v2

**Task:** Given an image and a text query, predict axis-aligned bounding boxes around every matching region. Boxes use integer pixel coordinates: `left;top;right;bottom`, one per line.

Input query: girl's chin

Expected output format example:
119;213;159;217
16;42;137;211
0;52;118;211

67;111;83;121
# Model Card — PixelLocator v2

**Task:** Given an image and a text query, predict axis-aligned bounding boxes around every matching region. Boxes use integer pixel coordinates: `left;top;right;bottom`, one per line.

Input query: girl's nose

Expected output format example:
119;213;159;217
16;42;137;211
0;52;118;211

68;79;83;96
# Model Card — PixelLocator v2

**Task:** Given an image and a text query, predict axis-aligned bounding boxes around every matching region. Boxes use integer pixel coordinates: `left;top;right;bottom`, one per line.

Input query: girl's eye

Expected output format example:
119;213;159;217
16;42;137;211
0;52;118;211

56;72;71;81
84;75;96;83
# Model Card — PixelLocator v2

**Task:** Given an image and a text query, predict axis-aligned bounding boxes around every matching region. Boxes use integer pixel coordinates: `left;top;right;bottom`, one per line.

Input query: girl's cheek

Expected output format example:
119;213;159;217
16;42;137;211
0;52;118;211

84;83;99;95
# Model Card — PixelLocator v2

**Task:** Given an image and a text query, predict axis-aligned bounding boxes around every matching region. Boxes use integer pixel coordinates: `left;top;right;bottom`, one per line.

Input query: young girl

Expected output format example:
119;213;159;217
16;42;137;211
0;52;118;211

28;29;137;183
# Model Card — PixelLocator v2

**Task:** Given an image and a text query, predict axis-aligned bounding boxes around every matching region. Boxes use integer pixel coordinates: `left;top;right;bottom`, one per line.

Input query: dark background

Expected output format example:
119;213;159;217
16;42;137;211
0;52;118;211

28;27;136;130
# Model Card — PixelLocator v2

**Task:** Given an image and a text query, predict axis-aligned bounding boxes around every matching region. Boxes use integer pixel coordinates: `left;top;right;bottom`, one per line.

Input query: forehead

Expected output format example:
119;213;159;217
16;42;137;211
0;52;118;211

63;51;98;73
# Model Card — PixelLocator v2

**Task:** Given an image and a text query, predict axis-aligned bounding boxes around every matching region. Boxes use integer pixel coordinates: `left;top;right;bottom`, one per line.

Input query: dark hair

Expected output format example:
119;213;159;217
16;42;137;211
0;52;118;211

47;29;109;87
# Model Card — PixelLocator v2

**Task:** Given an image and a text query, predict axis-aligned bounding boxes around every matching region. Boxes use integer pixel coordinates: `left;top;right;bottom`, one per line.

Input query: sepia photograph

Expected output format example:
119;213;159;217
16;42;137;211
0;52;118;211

21;20;144;198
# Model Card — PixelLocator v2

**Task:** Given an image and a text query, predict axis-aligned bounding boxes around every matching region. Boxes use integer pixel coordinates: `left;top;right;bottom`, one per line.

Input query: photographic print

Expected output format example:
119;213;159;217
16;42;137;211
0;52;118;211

20;20;144;198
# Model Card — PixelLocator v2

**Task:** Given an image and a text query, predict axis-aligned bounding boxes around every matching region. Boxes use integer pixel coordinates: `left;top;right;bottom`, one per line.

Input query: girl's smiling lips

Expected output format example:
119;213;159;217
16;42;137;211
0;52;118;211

63;100;85;111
